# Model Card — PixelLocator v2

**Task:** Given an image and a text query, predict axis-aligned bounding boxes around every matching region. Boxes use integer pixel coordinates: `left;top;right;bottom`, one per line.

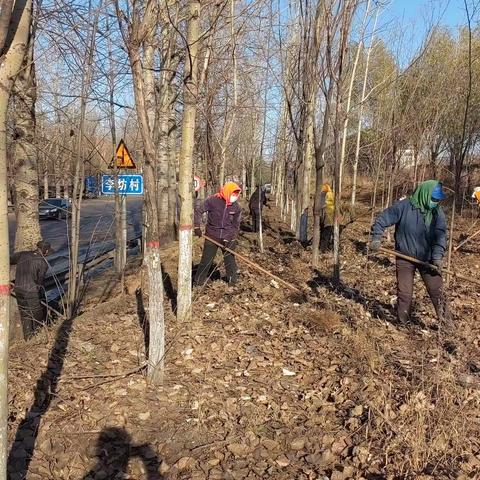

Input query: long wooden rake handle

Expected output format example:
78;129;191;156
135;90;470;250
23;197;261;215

377;247;480;287
454;227;480;252
202;235;303;294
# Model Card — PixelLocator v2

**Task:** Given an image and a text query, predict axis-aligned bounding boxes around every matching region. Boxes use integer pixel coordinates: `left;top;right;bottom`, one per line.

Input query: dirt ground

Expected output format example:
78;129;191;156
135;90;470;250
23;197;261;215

7;201;480;480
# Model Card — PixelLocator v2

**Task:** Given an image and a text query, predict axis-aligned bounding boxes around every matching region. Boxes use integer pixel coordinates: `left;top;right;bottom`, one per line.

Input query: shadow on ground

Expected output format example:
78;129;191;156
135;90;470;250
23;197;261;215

352;239;394;268
8;315;74;478
308;269;399;325
81;427;162;480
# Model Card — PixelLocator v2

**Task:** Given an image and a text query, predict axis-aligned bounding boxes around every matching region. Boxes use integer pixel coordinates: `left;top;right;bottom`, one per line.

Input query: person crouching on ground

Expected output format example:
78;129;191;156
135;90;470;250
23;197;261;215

194;182;242;286
249;185;267;233
11;241;52;339
370;180;449;325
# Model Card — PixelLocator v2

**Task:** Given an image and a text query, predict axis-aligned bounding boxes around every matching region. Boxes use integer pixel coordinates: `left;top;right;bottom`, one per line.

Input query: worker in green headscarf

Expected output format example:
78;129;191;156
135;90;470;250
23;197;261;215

370;180;449;325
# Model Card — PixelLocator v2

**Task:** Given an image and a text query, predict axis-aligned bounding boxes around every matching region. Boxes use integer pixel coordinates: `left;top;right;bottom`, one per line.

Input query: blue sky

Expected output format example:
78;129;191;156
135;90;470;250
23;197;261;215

385;0;465;28
371;0;469;64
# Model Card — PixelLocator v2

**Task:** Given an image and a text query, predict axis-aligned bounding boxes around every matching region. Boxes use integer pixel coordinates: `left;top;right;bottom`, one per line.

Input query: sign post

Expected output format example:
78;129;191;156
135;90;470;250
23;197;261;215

109;140;137;273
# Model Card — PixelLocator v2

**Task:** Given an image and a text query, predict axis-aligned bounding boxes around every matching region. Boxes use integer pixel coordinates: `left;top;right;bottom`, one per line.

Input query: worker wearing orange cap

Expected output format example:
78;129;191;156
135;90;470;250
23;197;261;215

194;182;242;285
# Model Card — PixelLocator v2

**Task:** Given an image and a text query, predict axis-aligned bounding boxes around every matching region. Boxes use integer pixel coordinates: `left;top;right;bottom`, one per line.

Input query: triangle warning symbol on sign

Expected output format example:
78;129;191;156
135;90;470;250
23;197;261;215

110;139;136;169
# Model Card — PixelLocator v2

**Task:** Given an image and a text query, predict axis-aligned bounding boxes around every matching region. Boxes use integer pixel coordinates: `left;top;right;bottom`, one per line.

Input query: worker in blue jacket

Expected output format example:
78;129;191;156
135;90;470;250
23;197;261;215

370;180;448;325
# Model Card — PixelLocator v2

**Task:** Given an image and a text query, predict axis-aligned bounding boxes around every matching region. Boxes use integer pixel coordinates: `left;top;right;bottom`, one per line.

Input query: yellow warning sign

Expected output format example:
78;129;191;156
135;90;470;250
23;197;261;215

110;139;136;169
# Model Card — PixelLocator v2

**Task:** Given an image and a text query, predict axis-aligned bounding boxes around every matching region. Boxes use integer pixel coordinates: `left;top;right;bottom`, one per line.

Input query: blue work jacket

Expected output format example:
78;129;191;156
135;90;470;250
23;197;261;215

371;199;447;262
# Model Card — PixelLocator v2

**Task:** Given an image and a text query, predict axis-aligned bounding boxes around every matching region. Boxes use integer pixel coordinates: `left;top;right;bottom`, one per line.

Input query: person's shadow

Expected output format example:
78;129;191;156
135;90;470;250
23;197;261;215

81;427;162;479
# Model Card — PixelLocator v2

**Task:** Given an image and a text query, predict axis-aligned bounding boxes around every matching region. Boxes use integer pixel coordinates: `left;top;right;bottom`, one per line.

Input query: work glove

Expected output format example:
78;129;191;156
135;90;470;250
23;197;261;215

223;239;236;249
369;239;381;252
194;227;203;238
431;258;443;272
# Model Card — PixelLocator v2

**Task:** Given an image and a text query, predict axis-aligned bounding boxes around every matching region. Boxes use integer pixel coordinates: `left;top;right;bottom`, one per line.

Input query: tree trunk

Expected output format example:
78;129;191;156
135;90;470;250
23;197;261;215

0;0;32;474
12;38;41;251
106;12;126;275
129;42;166;382
351;0;377;207
157;111;170;237
167;117;178;239
177;0;200;322
296;90;315;241
312;83;334;265
332;1;356;282
43;165;48;199
67;2;100;317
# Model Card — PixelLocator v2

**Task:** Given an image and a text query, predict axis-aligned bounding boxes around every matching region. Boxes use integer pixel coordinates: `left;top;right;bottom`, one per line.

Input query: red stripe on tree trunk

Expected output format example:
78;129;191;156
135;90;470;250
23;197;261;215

179;224;193;231
0;285;10;295
147;241;160;248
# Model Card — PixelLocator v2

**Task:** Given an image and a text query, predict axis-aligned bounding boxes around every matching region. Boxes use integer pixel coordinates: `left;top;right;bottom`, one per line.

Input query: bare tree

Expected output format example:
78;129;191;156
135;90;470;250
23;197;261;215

177;0;201;322
67;0;101;318
12;21;41;251
0;0;33;473
116;0;166;383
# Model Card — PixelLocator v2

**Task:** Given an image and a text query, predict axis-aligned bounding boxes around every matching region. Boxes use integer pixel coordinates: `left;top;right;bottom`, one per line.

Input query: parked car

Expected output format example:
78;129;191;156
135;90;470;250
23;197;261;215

39;198;71;220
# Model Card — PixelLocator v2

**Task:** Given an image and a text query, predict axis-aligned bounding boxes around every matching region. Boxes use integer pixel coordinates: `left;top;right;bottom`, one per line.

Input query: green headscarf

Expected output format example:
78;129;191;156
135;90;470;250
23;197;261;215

409;180;440;227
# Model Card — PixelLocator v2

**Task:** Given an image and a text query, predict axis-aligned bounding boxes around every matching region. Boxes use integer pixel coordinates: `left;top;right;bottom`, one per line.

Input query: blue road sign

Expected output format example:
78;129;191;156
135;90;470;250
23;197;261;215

101;174;144;195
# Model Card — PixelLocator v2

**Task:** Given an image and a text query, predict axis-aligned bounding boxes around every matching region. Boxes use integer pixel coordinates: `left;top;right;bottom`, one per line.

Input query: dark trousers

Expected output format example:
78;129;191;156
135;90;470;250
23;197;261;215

396;258;449;324
320;225;333;252
14;288;46;339
320;225;345;252
195;239;239;285
250;208;260;232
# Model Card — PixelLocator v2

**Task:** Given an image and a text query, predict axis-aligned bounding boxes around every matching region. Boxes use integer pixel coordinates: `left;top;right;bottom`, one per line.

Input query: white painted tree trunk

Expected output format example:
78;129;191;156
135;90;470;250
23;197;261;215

177;0;200;322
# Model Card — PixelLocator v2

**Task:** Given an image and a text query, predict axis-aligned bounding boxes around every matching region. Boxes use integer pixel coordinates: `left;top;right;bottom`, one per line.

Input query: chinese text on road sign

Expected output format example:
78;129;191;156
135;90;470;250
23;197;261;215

101;174;143;195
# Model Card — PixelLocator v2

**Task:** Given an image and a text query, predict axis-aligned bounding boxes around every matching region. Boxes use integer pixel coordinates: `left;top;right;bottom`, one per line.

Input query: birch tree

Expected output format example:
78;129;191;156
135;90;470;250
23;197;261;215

11;18;41;251
177;0;200;322
116;0;166;383
0;0;33;474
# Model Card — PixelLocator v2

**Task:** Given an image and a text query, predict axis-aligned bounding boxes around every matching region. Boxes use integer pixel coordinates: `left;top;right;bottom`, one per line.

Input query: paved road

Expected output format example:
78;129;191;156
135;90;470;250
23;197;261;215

9;197;143;278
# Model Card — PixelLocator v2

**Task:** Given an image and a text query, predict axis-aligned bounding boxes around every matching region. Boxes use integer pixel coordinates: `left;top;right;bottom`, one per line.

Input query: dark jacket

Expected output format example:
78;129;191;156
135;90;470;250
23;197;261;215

11;251;49;293
194;195;242;241
371;198;446;262
249;188;267;213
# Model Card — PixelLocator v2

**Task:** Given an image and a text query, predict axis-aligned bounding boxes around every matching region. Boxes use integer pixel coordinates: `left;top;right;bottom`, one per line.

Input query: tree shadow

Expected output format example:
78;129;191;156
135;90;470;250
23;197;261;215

162;265;177;313
81;427;162;480
8;314;74;478
278;228;295;239
240;224;254;233
135;288;149;357
308;269;399;326
352;239;394;268
135;265;177;356
192;262;221;285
